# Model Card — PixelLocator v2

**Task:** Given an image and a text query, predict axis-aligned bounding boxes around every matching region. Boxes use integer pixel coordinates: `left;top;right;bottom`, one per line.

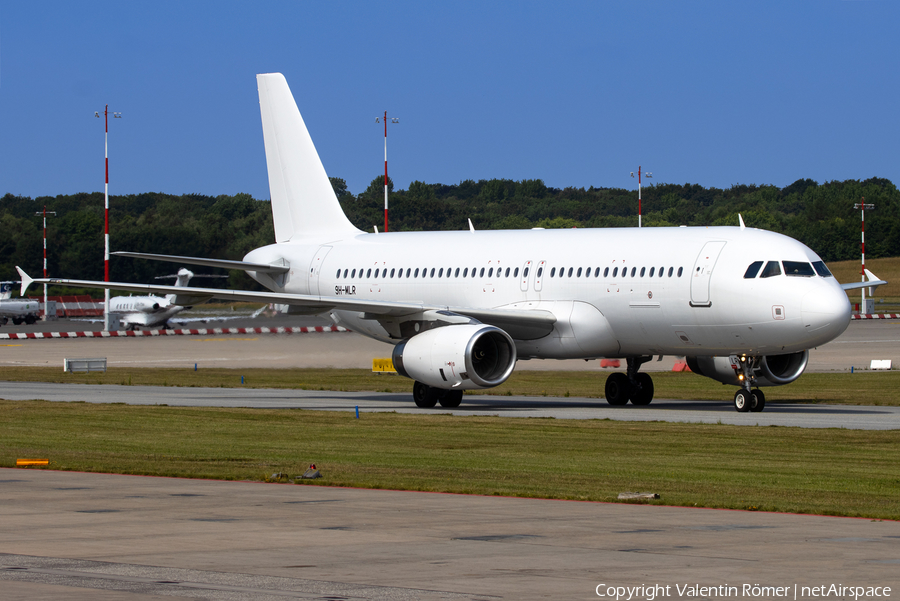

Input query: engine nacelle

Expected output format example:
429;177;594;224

392;324;517;390
685;350;809;387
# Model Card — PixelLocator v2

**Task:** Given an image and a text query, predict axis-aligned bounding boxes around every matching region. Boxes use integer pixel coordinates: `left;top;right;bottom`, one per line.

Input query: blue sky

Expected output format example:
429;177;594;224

1;1;898;200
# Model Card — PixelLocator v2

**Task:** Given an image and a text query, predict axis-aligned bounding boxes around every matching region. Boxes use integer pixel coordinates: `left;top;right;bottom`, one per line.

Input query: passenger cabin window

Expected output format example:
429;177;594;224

577;267;582;277
595;267;600;277
649;267;655;277
667;267;673;277
760;261;782;278
514;267;519;277
367;269;372;278
524;267;530;277
390;268;395;278
613;267;618;277
505;267;511;277
677;267;683;277
551;267;557;277
604;267;609;277
744;261;763;279
640;267;645;277
535;267;541;277
812;261;832;277
783;261;815;277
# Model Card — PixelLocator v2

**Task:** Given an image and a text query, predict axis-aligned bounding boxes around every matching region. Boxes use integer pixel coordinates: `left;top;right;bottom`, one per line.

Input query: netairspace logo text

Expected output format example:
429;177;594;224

595;583;892;600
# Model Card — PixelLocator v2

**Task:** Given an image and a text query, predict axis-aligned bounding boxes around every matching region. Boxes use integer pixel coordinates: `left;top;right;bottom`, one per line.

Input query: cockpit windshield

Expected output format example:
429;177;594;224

783;261;816;277
743;261;763;279
812;261;833;277
760;261;782;278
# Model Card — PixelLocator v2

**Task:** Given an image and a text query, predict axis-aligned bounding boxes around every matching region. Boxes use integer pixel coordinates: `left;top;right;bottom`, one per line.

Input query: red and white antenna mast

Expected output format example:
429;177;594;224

96;105;121;330
854;197;875;314
631;166;652;227
376;111;399;232
34;206;56;320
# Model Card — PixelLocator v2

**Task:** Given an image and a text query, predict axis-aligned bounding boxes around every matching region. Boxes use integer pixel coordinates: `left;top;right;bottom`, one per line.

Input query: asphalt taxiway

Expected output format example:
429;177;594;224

1;469;898;601
2;381;899;429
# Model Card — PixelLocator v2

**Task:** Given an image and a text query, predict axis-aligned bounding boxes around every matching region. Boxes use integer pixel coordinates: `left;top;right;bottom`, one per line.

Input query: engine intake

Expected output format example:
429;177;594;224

392;324;517;390
686;350;809;388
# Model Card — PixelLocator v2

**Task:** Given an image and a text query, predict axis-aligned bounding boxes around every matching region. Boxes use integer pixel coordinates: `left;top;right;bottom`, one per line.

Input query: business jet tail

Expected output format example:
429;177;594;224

257;73;362;242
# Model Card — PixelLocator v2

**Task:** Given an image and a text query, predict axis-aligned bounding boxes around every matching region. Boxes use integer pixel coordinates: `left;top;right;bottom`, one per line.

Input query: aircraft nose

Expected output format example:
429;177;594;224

802;284;851;343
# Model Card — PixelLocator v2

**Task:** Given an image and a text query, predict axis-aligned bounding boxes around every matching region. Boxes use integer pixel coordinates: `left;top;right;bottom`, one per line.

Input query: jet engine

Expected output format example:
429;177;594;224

685;350;809;387
392;324;517;390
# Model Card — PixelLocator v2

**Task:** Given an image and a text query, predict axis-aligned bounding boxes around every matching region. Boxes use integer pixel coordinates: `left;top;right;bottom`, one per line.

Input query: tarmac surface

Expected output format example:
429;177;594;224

3;319;900;598
1;469;898;601
2;381;900;430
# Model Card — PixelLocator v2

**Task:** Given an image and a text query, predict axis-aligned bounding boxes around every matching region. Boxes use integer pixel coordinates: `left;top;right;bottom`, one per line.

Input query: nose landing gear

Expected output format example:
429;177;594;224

731;355;766;413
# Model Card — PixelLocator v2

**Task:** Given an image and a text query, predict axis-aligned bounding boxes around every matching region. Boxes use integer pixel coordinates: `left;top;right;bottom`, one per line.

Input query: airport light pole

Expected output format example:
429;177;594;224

95;106;122;330
34;207;57;320
375;112;398;232
630;166;652;227
854;198;875;313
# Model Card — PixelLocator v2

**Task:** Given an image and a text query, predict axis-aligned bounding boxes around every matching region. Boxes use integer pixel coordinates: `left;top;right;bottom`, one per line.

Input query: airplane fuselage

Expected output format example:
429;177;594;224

244;225;850;359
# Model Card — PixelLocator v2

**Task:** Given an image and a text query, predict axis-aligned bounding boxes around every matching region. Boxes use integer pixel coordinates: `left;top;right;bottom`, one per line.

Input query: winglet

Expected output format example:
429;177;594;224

738;214;745;230
15;266;33;297
468;218;475;233
865;269;888;297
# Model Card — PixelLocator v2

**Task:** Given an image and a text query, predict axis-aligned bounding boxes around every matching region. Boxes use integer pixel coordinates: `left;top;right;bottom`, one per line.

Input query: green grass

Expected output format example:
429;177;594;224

3;400;899;519
3;366;899;405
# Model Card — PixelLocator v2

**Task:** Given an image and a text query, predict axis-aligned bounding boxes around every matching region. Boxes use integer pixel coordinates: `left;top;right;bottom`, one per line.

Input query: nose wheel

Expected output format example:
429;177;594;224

731;355;766;412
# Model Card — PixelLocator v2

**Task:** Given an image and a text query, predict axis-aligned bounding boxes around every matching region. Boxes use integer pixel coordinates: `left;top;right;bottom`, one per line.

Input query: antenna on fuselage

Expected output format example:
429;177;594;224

738;214;745;230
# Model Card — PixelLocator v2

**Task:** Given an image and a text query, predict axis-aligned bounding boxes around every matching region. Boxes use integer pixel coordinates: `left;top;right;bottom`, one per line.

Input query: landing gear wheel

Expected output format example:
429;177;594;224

629;373;654;405
734;389;752;412
750;389;766;412
439;390;463;408
605;373;631;406
413;381;440;408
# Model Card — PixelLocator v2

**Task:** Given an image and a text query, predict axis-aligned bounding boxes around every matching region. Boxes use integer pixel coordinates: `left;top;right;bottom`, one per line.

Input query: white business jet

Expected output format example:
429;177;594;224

18;73;886;412
108;268;194;330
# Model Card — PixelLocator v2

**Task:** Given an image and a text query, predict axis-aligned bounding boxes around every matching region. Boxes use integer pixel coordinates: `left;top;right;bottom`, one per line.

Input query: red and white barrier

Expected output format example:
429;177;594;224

852;314;900;320
0;325;347;340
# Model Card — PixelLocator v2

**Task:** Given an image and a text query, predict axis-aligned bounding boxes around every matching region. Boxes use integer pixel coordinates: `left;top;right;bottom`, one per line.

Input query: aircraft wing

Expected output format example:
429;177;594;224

111;251;290;274
840;269;887;292
15;268;556;334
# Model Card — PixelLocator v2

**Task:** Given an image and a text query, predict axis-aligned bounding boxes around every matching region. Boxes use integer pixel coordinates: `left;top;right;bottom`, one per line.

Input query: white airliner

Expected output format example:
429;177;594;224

108;268;194;330
18;73;887;412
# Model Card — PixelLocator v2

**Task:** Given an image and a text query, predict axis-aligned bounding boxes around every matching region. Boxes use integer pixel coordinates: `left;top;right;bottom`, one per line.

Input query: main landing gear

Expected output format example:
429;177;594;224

605;356;655;406
731;355;765;413
412;381;464;408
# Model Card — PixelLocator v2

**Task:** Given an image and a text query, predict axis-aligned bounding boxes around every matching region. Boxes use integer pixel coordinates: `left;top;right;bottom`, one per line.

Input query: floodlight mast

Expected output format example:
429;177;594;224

95;105;121;331
375;111;399;232
34;207;56;320
854;197;875;313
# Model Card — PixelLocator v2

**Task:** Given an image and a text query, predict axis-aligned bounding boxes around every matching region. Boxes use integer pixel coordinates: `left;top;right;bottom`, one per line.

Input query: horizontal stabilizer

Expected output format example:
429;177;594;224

112;252;289;274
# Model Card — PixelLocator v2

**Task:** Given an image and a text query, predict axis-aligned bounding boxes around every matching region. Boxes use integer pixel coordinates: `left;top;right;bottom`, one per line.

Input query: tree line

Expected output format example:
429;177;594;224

2;175;898;296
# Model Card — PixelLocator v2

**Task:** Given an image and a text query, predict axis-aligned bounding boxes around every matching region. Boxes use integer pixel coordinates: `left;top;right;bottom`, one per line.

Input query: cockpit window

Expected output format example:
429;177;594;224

743;261;763;279
783;261;815;277
760;261;782;278
812;261;833;277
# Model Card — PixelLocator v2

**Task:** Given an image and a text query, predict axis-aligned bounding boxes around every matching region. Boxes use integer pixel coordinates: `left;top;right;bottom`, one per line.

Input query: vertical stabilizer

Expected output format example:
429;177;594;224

257;73;362;242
